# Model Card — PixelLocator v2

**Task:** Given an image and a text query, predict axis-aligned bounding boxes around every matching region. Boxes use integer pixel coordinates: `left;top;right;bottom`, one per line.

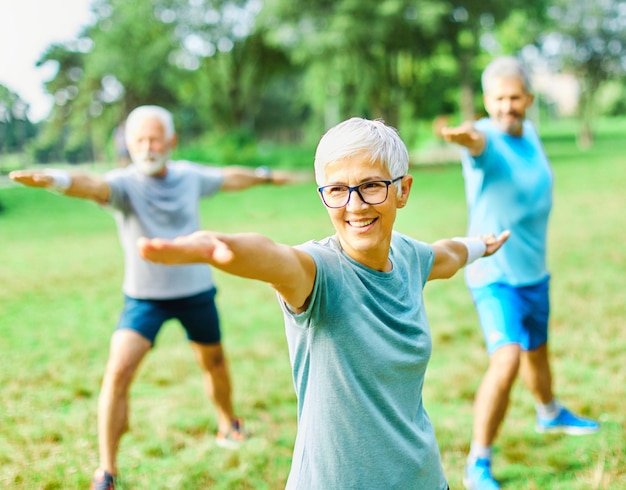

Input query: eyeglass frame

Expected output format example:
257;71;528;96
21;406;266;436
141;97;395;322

317;176;405;209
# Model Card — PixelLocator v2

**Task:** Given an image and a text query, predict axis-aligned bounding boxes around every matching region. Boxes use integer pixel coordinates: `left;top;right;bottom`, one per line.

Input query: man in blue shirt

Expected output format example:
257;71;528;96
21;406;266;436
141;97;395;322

442;56;599;490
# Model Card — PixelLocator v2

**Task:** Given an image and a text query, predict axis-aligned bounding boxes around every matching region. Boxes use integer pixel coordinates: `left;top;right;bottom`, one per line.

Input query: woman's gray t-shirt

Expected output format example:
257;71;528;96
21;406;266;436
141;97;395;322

281;231;448;490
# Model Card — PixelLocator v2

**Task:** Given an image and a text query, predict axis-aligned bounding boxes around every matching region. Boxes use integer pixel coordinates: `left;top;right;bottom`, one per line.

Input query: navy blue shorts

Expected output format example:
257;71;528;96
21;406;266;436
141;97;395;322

116;288;221;345
470;277;550;354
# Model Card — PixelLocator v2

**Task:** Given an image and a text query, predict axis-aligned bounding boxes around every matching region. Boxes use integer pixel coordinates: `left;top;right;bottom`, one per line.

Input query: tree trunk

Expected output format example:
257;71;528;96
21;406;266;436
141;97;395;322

577;77;598;149
459;53;476;121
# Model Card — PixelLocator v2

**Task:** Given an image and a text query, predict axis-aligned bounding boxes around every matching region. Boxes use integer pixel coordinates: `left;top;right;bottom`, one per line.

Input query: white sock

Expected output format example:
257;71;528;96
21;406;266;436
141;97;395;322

468;442;493;462
536;399;560;419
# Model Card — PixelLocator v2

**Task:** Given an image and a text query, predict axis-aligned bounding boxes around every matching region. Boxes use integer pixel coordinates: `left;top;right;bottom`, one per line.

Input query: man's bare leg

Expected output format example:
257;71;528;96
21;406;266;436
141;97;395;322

190;341;236;434
97;329;151;475
472;344;521;446
520;343;553;403
464;345;521;488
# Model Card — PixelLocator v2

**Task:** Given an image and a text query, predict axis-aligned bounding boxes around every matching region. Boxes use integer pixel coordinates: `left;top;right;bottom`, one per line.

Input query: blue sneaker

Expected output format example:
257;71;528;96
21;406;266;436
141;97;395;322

463;458;501;490
536;406;600;435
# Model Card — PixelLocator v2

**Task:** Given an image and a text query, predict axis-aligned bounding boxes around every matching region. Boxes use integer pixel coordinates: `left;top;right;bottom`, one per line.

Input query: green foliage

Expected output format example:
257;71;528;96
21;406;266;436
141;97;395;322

595;81;626;117
262;0;453;127
23;0;626;167
33;44;95;162
534;0;626;144
1;120;625;489
0;153;27;175
86;0;182;107
174;130;315;169
0;84;37;154
494;8;547;55
176;130;260;166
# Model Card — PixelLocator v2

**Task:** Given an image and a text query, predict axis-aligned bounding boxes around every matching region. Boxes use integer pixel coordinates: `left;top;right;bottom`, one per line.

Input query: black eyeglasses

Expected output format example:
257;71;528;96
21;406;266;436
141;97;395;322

318;176;404;209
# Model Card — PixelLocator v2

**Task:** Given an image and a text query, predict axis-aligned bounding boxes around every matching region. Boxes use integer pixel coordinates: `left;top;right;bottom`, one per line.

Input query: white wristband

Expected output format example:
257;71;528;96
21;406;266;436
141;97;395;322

254;165;272;183
43;169;72;192
452;237;487;264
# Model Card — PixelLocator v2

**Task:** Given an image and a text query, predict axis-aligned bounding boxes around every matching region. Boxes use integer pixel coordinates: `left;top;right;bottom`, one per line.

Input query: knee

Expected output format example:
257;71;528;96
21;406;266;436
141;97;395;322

205;350;227;372
195;344;227;372
488;347;521;387
102;357;137;392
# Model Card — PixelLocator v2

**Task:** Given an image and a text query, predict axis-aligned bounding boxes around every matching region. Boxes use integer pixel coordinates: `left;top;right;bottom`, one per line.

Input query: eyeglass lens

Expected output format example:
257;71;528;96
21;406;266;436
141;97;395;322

321;180;390;207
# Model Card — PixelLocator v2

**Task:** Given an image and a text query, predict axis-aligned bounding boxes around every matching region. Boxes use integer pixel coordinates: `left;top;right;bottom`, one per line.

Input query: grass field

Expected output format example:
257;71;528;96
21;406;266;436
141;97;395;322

1;121;625;489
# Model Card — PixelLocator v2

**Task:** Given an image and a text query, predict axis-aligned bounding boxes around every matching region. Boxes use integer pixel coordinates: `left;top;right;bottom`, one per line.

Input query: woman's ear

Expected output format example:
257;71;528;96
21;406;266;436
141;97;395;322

396;174;413;209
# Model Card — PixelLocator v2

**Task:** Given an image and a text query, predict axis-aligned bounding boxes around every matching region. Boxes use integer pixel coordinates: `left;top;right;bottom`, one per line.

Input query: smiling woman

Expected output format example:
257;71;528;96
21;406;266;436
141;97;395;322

0;0;93;121
137;116;509;490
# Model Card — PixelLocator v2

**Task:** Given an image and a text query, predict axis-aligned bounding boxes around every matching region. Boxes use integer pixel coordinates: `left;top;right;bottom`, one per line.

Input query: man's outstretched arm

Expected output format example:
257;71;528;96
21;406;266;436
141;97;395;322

10;170;111;204
440;121;487;156
220;166;314;191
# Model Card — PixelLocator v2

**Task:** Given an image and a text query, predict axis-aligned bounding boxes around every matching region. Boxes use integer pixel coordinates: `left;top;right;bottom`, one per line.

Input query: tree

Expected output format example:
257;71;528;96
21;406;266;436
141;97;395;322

35;43;95;162
0;84;36;157
35;0;184;161
170;25;297;136
258;0;550;136
35;0;299;159
30;0;556;161
533;0;626;147
260;0;452;133
427;0;548;121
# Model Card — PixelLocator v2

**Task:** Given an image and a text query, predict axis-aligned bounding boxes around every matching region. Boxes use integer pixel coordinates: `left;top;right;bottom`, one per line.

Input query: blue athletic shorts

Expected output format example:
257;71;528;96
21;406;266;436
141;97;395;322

470;277;550;354
116;288;221;345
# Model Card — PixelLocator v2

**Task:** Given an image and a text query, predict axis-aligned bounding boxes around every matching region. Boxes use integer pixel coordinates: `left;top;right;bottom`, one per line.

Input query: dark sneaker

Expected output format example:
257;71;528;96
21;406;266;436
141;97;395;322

536;406;600;435
463;458;501;490
216;418;248;449
91;468;116;490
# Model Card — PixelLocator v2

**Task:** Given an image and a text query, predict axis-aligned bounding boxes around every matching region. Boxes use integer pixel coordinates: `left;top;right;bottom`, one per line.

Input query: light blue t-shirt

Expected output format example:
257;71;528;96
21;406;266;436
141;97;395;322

461;118;553;288
105;161;223;299
280;232;448;490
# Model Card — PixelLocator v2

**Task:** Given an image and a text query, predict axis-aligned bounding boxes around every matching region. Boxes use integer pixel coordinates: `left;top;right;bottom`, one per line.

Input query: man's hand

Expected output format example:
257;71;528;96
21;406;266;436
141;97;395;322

482;230;511;257
9;170;56;189
440;121;486;155
440;121;480;145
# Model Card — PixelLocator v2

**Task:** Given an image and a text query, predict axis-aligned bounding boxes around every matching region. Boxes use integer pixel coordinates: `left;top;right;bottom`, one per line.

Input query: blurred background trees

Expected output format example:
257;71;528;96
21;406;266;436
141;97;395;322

532;0;626;147
0;86;36;156
2;0;626;165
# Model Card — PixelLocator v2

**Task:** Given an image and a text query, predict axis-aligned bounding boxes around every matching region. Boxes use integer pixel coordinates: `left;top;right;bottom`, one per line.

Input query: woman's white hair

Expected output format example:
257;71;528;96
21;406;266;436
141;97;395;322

125;105;176;141
314;117;408;196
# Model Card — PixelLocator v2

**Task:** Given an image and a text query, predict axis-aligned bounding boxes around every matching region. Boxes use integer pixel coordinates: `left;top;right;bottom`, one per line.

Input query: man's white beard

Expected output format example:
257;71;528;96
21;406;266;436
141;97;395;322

132;151;169;175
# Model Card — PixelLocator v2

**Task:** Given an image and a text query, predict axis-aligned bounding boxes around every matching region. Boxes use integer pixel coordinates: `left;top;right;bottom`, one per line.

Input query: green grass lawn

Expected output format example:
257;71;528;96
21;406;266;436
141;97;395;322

0;122;624;489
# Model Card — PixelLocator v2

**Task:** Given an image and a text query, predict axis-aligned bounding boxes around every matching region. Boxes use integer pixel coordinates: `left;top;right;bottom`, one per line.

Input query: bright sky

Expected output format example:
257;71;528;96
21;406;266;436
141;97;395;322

0;0;93;122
